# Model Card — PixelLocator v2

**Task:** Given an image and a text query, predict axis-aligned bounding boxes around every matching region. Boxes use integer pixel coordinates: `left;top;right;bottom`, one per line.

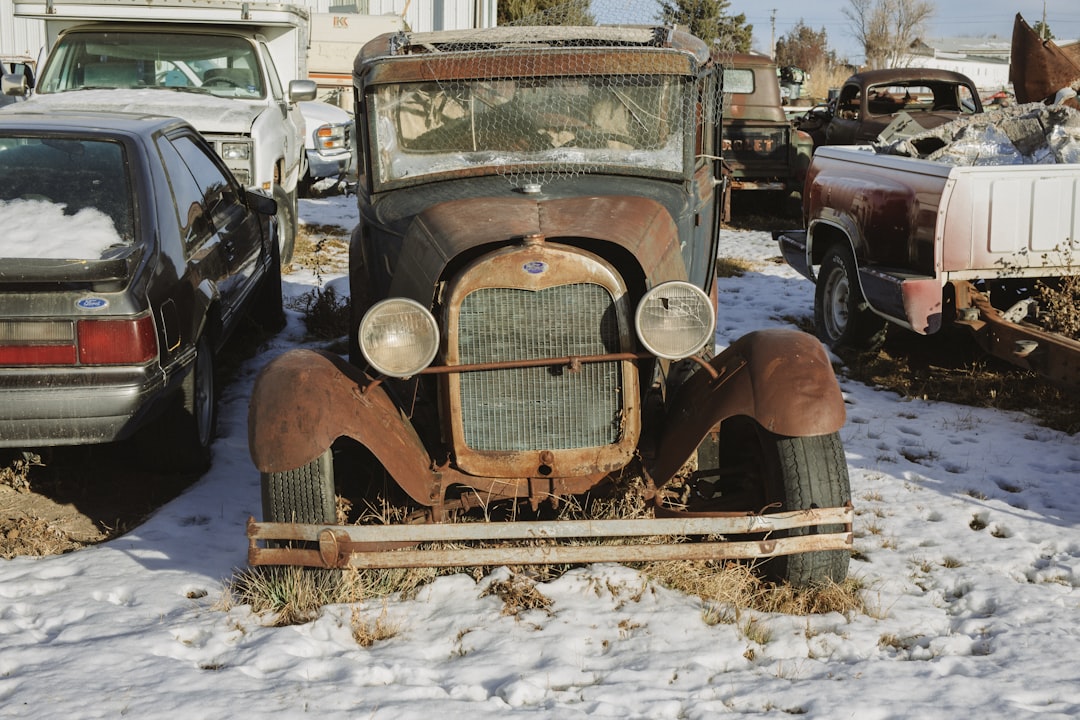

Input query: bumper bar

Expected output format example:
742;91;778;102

247;506;853;569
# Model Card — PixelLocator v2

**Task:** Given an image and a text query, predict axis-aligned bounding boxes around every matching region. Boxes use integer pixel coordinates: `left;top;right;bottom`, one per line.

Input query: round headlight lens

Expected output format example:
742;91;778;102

634;281;716;360
358;298;439;378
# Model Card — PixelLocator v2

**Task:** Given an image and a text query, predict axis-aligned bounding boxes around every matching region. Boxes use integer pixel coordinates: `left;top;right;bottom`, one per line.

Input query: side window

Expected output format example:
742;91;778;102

261;43;284;101
170;133;244;233
156;135;210;255
837;85;861;119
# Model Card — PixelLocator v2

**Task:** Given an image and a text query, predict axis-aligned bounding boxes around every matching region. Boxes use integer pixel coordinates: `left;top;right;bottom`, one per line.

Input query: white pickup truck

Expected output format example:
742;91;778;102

776;103;1080;388
1;0;319;263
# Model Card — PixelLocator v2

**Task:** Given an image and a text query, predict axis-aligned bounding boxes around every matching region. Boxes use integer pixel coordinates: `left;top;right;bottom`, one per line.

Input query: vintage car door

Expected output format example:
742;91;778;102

824;82;861;145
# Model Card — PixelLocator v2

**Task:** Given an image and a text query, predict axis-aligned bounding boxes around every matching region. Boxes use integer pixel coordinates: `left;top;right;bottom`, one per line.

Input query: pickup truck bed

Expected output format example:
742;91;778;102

778;132;1080;388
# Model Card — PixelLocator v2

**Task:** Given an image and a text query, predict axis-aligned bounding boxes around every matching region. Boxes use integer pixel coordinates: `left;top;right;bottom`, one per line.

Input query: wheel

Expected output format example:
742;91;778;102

272;185;297;265
760;429;851;587
248;235;285;332
814;244;888;351
137;335;215;474
261;448;336;524
709;417;850;587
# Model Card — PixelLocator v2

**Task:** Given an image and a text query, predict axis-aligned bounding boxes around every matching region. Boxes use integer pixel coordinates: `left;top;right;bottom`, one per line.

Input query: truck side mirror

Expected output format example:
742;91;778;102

1;71;30;97
288;79;317;103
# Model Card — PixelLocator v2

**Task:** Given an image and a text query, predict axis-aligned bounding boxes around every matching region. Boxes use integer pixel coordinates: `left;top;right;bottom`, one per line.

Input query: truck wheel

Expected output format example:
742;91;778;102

261;448;336;525
273;185;297;265
814;245;887;351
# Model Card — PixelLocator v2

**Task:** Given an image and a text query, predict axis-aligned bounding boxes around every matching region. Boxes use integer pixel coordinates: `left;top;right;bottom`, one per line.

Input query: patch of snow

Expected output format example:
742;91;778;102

0;198;124;259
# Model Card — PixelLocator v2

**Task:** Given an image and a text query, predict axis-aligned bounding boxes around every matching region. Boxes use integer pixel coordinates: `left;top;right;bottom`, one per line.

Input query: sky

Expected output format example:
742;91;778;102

1;189;1078;717
727;0;1080;63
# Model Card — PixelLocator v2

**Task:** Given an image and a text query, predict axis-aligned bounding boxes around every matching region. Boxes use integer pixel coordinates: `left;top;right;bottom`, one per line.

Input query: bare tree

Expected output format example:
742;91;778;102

843;0;934;69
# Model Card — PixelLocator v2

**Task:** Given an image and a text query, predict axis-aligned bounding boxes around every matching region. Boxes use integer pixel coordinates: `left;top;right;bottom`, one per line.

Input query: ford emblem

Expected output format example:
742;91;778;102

522;261;547;275
76;297;109;310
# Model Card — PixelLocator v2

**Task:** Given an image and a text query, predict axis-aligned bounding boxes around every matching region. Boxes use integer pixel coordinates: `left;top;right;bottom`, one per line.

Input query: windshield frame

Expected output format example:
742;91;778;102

37;29;266;100
365;74;691;191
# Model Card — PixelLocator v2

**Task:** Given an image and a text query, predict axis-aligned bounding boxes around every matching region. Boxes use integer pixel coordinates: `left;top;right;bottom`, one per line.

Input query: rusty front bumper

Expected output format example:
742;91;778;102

247;506;853;569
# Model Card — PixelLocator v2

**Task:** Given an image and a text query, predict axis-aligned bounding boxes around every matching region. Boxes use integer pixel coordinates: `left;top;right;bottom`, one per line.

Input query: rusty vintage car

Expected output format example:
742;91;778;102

246;24;853;585
797;68;983;147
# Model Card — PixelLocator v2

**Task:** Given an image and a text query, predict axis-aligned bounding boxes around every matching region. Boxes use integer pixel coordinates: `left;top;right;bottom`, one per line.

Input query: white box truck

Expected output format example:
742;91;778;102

2;0;319;262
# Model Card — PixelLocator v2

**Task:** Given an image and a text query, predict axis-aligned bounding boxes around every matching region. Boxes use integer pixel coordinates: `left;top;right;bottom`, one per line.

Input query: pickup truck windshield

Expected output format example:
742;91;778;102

371;75;687;184
38;31;265;100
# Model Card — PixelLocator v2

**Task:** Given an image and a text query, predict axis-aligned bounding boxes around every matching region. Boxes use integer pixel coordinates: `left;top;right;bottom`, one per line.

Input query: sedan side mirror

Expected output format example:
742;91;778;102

245;189;277;216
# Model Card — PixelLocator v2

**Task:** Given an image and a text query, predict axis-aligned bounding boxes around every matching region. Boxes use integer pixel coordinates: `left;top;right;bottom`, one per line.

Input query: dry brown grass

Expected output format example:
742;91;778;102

481;574;554;617
351;604;401;647
0;453;40;493
832;332;1080;434
0;516;76;559
1037;274;1080;340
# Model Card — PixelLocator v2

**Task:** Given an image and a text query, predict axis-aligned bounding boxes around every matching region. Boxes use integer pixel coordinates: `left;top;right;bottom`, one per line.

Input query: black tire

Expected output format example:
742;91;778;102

261;448;336;524
709;417;849;587
138;335;215;474
248;236;285;332
760;429;851;587
814;244;888;351
272;184;297;265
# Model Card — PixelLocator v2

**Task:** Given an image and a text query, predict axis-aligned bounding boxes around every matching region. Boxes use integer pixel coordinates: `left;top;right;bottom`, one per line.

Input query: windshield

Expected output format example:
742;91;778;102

371;75;687;185
0;136;134;259
38;31;264;100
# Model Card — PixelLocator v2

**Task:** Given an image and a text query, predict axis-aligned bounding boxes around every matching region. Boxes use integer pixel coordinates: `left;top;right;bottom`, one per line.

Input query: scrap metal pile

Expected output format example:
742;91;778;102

877;103;1080;166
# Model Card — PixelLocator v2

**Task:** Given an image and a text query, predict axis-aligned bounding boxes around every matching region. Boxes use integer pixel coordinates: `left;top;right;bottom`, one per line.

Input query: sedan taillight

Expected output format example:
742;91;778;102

0;316;157;366
78;316;158;365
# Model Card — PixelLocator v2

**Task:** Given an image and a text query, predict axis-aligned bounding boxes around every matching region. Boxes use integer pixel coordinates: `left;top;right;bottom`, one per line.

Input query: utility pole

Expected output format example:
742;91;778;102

1042;1;1048;40
770;8;777;59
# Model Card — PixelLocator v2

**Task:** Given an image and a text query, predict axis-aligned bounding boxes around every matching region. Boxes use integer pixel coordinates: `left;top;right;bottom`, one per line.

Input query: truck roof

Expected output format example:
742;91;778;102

14;0;308;25
844;67;978;88
354;24;711;84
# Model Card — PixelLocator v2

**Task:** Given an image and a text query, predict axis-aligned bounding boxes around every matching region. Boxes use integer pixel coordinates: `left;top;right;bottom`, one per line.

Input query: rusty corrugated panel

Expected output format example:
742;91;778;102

1010;13;1080;104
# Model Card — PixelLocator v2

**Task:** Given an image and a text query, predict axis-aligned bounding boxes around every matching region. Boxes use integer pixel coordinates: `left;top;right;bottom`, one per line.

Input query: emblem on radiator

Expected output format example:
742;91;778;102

522;261;547;275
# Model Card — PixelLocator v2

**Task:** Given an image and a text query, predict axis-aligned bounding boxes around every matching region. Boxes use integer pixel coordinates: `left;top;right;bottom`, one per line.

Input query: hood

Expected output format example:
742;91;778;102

18;89;263;134
298;100;351;127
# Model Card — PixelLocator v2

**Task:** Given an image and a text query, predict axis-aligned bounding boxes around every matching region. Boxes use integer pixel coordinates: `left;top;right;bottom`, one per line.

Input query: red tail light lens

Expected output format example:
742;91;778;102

77;315;158;365
0;321;76;366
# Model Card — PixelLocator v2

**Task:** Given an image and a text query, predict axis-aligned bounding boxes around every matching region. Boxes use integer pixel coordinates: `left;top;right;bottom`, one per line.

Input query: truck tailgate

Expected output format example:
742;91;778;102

941;164;1080;277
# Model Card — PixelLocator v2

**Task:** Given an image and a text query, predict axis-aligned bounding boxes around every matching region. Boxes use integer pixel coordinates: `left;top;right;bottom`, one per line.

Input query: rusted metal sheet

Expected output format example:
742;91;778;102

651;329;845;485
953;281;1080;390
1010;13;1080;105
247;506;854;569
389;196;688;308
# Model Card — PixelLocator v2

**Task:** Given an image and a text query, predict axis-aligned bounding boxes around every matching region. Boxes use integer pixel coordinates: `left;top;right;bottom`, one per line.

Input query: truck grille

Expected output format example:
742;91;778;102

457;283;623;451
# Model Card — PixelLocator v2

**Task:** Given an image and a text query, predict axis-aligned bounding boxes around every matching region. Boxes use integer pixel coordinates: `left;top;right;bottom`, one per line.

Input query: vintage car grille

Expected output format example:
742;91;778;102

457;283;623;452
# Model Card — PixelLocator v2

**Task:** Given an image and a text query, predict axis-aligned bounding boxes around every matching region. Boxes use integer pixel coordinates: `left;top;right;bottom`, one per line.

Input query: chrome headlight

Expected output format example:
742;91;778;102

358;298;439;378
220;141;251;161
314;123;347;151
634;281;715;360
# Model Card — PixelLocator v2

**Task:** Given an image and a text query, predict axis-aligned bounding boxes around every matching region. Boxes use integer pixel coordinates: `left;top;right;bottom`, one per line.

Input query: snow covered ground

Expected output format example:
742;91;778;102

1;194;1078;718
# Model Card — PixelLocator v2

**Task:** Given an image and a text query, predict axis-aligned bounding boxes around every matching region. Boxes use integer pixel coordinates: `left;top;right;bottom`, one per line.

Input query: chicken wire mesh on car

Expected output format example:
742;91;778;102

366;0;727;189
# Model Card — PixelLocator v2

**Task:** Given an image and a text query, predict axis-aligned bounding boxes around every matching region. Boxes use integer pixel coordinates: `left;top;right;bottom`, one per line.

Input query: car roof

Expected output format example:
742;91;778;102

846;68;977;87
0;108;189;139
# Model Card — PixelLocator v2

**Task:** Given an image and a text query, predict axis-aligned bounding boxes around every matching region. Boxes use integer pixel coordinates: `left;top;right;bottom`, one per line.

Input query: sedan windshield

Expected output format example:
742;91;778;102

37;31;264;100
0;136;134;259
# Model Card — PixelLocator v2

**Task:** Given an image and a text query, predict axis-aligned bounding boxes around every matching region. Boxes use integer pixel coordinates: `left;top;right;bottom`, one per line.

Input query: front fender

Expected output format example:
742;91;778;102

247;349;438;505
650;329;845;484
